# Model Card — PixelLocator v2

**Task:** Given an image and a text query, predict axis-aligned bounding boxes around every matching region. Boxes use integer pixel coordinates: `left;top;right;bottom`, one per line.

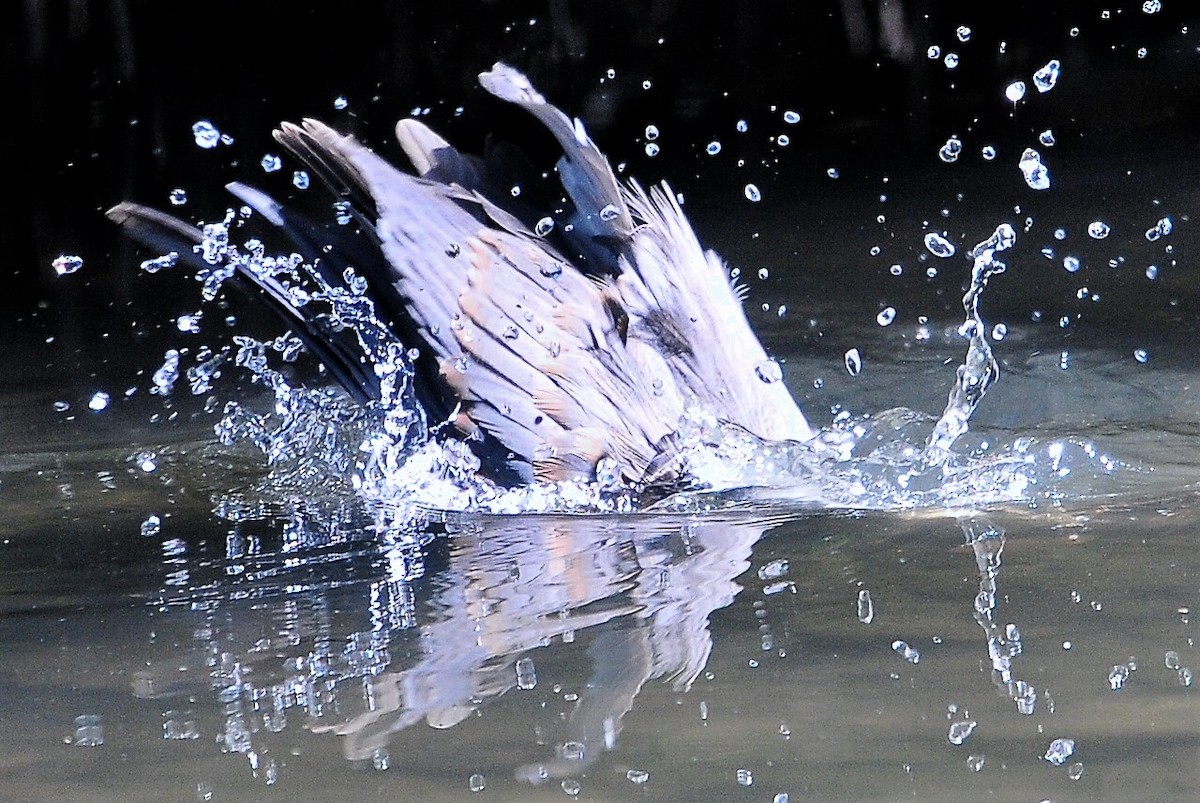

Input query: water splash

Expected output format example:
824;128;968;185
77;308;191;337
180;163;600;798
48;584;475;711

136;204;1123;520
926;224;1013;455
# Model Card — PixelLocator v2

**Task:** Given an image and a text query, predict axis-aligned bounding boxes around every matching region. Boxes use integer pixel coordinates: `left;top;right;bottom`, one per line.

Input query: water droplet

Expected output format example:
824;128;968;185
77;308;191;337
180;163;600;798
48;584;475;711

644;142;660;157
169;188;188;206
516;657;537;689
876;307;896;326
1134;348;1149;363
1039;129;1056;146
944;52;960;69
1043;738;1076;765
754;359;783;384
844;348;862;376
891;639;920;664
967;754;985;772
72;714;104;747
1063;255;1081;272
1034;59;1061;93
777;134;790;147
88;391;110;412
1143;0;1162;12
1180;667;1194;686
948;719;977;745
927;45;941;59
644;124;659;141
140;515;162;538
260;154;282;173
1155;216;1173;236
744;184;762;202
1166;650;1182;669
736;120;749;133
535;217;555;236
1068;762;1085;781
783;110;801;124
826;167;840;179
939;136;963;163
1138;47;1149;58
52;255;84;276
139;253;178;274
1087;221;1111;239
292;170;310;190
857;590;874;624
956;25;972;42
889;264;903;276
192;120;220;149
642;79;652;90
773;794;790;803
991;323;1008;340
599;204;620;221
176;313;202;334
706;141;722;155
1005;81;1027;103
736;768;754;787
1109;665;1130;690
981;145;997;161
1146;264;1159;279
627;769;650;784
1018;148;1051;190
1070;26;1080;37
923;232;956;258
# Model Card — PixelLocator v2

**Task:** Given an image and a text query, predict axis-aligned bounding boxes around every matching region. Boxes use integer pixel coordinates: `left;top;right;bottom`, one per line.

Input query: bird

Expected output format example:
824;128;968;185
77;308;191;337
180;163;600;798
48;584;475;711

108;63;814;496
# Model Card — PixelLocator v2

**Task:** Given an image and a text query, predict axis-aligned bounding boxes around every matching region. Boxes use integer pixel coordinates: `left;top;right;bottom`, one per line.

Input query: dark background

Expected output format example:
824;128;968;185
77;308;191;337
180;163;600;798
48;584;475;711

4;1;1200;384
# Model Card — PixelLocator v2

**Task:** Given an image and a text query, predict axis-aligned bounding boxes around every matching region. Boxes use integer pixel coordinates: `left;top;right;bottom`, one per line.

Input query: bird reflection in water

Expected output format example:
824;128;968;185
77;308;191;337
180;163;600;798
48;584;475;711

134;512;780;782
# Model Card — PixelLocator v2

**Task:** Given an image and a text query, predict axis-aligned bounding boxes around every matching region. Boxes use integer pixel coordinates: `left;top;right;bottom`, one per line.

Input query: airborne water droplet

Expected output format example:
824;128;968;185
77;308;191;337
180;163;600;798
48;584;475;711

1018;148;1051;190
1087;221;1111;239
192;120;220;149
844;348;862;376
939;136;962;163
1043;738;1076;765
857;590;874;624
1033;59;1061;93
876;307;896;326
948;719;977;745
744;184;762;202
1005;81;1027;103
923;232;956;258
52;255;84;276
535;217;555;236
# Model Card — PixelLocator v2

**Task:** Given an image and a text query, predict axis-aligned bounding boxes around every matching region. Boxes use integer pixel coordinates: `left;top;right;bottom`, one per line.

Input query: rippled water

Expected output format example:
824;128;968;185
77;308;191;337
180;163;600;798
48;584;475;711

9;9;1200;799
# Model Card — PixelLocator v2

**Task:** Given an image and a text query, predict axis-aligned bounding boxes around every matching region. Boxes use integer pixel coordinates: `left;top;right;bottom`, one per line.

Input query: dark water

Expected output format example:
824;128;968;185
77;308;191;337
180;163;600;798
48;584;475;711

6;3;1200;801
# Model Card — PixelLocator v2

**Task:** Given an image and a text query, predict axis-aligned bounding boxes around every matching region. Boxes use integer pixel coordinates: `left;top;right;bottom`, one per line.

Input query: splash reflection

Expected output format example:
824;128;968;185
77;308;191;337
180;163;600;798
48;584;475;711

133;509;779;782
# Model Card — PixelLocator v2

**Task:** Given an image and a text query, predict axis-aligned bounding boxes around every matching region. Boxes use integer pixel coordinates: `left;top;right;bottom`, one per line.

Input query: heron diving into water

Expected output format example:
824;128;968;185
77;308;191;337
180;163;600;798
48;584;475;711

108;63;814;494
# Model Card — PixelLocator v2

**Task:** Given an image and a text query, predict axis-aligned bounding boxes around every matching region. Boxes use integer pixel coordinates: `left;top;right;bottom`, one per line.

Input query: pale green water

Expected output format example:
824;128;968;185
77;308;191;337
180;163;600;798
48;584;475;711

3;267;1199;800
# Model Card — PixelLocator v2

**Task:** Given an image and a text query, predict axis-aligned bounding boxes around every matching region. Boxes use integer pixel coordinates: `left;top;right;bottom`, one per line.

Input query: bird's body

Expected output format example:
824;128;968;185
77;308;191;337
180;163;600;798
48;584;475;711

109;64;813;494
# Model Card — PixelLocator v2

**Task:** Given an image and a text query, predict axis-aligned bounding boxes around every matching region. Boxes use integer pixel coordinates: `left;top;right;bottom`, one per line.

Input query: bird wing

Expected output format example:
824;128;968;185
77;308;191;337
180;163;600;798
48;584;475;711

274;119;686;485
